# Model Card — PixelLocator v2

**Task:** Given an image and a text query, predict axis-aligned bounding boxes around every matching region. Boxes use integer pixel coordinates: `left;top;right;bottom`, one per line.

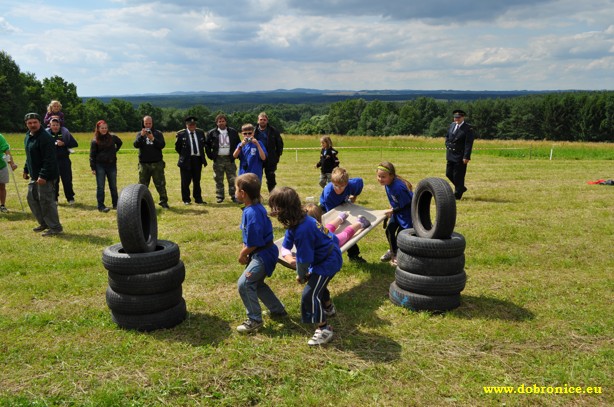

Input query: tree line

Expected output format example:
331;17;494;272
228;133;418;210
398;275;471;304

2;51;612;141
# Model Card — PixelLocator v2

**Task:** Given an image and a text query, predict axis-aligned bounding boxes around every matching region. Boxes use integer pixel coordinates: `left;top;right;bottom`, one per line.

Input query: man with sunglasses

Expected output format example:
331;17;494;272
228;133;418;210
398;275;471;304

445;109;475;200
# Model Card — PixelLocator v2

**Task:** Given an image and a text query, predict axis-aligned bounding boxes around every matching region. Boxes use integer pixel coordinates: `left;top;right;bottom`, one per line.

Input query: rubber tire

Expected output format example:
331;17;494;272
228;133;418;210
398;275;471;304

395;268;467;295
102;240;180;275
108;261;186;295
111;298;187;331
397;229;466;258
389;281;461;312
396;251;465;276
105;285;183;315
411;177;456;239
117;184;158;253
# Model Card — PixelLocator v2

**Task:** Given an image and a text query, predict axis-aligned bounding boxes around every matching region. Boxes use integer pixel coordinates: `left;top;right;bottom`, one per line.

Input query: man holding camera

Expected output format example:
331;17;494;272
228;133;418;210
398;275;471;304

134;115;169;208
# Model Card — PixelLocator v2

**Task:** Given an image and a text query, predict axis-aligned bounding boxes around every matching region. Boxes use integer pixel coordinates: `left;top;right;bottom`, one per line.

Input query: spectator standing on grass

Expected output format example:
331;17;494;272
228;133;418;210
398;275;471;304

376;161;413;266
205;113;241;203
254;112;283;192
22;112;63;236
175;116;207;205
90;120;122;213
445;109;475;200
0;132;19;213
47;117;78;205
233;124;267;181
315;136;339;188
43;100;65;127
134;115;169;208
234;173;286;334
319;166;366;263
271;186;342;346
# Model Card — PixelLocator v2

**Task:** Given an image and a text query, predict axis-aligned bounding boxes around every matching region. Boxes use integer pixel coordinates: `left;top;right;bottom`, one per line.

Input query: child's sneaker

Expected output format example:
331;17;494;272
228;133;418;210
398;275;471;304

380;250;393;262
337;211;349;222
357;215;371;229
308;325;334;346
236;319;263;333
324;303;336;317
0;205;8;213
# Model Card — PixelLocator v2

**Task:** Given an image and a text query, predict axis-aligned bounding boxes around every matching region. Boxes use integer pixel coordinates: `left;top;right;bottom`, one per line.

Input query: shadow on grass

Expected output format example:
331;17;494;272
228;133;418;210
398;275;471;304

453;294;534;321
50;232;115;246
467;196;515;203
2;211;31;221
151;311;232;346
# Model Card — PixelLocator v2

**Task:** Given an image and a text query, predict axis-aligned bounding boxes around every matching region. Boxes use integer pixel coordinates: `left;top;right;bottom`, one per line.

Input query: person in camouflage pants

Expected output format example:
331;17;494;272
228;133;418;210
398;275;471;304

205;114;241;203
134;116;169;208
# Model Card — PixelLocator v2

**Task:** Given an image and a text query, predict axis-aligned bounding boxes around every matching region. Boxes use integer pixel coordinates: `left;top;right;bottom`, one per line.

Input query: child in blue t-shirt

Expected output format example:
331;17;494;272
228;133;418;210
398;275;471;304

376;161;413;266
270;187;342;346
234;173;285;334
233;123;267;181
319;166;366;262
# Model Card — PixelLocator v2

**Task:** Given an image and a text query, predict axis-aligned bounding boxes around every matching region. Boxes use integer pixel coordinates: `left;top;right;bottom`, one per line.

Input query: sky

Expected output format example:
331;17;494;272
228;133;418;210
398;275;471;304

1;0;613;96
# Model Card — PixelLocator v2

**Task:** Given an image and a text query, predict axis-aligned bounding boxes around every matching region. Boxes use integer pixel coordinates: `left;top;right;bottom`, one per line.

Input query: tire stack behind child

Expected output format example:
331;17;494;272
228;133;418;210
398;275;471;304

102;184;187;331
389;177;467;312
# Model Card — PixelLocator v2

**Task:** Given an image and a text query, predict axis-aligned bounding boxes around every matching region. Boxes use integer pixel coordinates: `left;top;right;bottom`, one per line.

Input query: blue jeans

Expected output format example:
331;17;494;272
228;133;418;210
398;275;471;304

96;164;118;210
237;254;285;322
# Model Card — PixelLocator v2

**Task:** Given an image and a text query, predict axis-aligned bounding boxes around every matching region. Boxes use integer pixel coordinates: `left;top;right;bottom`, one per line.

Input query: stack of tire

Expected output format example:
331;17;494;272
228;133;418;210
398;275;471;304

102;184;187;331
389;177;467;312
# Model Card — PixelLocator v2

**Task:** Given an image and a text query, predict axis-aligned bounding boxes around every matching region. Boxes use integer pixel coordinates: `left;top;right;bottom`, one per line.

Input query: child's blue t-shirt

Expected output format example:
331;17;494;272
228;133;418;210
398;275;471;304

319;177;363;212
238;141;267;180
241;203;278;276
282;216;342;277
386;178;414;229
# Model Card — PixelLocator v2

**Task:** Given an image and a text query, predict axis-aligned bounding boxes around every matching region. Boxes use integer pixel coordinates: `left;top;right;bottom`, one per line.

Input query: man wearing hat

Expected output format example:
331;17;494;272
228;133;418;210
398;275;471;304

175;116;207;205
445;109;475;200
22;112;63;236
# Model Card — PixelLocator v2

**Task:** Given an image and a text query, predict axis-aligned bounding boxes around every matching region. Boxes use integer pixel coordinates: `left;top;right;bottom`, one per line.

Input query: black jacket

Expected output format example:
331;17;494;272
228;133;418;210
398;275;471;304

133;129;165;163
316;148;339;173
90;134;123;170
175;128;207;169
254;124;283;168
445;122;475;163
205;127;241;160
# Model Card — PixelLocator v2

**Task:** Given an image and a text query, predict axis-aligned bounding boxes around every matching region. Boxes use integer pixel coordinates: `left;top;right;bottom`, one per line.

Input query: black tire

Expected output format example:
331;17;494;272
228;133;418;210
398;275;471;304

411;177;456;239
117;184;158;253
397;229;466;258
389;281;461;312
108;261;186;295
102;240;180;275
105;285;183;315
111;298;187;331
395;268;467;295
396;251;465;276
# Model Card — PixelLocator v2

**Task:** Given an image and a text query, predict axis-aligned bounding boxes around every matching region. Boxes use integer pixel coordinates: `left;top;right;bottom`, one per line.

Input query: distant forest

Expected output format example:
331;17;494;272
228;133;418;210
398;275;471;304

2;51;613;141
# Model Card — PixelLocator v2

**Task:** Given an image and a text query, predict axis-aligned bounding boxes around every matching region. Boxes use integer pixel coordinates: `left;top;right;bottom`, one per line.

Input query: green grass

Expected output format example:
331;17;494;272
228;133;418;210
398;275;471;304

0;134;612;406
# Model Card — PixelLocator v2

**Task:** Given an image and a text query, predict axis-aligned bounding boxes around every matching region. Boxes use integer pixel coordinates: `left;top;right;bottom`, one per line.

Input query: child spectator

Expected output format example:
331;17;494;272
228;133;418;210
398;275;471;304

47;117;78;204
270;187;342;346
376;161;413;266
89;120;123;212
234;173;286;333
44;100;65;127
303;203;370;248
315;136;339;188
319;167;366;263
233;123;267;181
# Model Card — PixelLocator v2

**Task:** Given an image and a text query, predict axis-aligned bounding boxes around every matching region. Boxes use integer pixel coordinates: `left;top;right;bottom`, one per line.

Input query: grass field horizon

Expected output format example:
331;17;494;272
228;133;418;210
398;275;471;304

0;134;612;406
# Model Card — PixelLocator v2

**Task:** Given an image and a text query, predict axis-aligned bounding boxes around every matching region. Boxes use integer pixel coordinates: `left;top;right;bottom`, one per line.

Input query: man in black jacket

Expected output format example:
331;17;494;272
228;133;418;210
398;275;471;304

134;115;169;208
175;116;208;205
254;112;283;192
205;114;240;203
445;109;475;200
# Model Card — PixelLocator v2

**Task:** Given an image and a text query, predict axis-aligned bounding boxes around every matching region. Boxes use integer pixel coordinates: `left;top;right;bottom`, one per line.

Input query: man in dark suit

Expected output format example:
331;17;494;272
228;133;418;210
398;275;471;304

175;116;207;205
445;109;475;200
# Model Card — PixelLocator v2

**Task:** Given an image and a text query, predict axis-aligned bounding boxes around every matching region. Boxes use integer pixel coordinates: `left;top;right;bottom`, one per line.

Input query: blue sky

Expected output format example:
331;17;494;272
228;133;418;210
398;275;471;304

1;0;613;96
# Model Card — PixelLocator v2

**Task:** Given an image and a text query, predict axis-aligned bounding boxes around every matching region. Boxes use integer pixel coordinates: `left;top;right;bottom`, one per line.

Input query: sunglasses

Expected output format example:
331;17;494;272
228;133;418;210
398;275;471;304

242;131;253;135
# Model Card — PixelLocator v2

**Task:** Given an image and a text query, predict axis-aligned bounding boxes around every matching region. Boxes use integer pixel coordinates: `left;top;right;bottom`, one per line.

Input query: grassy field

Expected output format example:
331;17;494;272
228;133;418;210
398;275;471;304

0;134;612;406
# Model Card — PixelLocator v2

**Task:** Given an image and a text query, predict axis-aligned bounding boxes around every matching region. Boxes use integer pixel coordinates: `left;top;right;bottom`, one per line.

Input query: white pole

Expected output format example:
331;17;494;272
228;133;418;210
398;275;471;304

549;148;553;160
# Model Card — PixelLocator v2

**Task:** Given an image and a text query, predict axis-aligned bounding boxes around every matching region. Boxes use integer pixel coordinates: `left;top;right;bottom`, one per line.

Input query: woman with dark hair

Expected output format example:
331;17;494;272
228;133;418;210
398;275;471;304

89;120;122;212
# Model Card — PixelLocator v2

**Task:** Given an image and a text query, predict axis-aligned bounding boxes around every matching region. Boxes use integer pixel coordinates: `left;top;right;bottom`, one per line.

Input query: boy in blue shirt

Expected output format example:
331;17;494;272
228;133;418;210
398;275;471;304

233;124;267;181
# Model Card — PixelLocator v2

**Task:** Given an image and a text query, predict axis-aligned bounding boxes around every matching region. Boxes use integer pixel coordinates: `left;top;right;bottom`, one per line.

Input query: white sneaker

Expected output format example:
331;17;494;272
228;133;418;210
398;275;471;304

380;250;393;262
236;319;263;334
308;325;333;346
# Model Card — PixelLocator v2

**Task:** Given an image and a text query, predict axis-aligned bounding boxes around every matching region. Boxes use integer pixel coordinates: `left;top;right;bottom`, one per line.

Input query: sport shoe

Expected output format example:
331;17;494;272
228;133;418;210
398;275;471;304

380;250;393;262
67;200;75;205
159;202;170;209
308;325;334;346
337;211;349;222
357;215;371;229
0;205;8;213
42;228;63;237
33;225;48;232
216;198;224;203
236;319;263;333
324;303;336;317
98;207;111;213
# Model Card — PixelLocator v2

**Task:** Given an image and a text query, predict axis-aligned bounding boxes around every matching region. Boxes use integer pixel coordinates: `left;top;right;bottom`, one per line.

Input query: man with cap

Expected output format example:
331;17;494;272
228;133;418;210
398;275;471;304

134;115;169;208
205;113;241;203
22;112;63;236
445;109;475;200
175;116;207;205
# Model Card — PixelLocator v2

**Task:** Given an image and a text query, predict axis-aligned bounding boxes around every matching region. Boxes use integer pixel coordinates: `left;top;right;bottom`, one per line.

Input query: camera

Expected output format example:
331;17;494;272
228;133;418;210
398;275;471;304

244;137;253;142
145;129;152;134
